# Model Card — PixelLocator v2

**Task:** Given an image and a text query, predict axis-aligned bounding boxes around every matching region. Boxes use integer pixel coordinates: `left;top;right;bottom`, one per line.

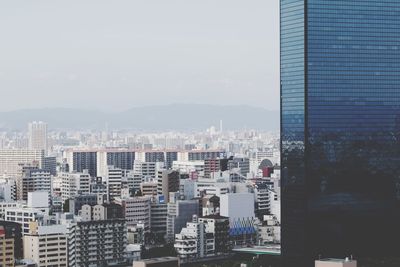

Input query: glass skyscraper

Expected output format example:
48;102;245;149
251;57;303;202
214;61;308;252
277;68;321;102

281;1;400;266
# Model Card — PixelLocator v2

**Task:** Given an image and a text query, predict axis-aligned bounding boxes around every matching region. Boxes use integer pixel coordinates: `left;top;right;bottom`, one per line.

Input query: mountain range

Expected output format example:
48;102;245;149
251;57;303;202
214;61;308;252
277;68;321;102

0;104;279;131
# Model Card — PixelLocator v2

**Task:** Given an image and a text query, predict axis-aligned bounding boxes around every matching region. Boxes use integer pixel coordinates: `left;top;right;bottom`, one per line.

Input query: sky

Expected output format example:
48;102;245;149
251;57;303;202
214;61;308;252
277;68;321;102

0;0;279;112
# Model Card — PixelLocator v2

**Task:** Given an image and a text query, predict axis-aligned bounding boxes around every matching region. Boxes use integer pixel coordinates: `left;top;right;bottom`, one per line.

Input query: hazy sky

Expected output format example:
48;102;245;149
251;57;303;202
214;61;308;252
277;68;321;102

0;1;279;112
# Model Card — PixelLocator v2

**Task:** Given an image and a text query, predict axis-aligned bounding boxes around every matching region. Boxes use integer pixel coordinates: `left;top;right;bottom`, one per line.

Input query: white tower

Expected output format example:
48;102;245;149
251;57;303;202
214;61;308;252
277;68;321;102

28;121;48;153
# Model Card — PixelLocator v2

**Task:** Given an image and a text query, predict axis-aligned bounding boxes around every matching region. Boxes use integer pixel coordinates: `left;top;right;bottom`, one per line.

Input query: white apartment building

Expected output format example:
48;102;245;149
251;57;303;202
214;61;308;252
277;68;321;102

174;216;214;259
4;207;45;234
61;171;91;202
21;169;52;201
0;202;21;220
105;166;122;200
23;222;68;267
0;149;44;178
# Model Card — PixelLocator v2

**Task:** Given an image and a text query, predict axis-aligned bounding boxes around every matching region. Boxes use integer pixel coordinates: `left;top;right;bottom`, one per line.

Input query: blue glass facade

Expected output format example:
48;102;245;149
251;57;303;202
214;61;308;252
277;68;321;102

281;1;400;266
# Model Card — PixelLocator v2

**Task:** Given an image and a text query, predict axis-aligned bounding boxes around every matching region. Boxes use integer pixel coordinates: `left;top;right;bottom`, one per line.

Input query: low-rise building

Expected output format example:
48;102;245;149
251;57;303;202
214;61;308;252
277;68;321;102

174;215;214;259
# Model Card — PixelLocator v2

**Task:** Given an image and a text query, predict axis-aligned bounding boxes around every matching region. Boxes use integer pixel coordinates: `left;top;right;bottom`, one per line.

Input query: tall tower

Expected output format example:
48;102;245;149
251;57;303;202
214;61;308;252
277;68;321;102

28;121;48;153
281;1;400;266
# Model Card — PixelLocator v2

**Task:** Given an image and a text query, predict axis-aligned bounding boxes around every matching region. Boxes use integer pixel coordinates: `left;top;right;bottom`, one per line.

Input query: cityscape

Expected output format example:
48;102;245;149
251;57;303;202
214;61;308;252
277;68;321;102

0;121;281;267
1;1;400;267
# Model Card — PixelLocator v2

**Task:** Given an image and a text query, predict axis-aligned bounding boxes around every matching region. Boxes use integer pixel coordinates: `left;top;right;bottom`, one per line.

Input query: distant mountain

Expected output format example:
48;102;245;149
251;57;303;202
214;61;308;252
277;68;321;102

0;104;279;131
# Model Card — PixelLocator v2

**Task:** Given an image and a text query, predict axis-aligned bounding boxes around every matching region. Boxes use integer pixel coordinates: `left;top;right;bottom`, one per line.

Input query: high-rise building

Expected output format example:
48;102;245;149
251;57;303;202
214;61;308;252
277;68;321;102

60;171;91;202
20;168;51;201
157;170;180;203
65;150;97;177
28;121;47;153
150;200;168;241
281;1;400;266
68;216;127;267
23;222;68;267
0;225;16;266
105;166;123;201
97;150;135;178
0;221;22;262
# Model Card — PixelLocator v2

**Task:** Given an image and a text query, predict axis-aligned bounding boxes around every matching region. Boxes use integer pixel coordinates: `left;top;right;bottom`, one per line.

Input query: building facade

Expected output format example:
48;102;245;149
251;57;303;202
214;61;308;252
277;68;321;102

157;170;180;203
281;1;400;266
0;149;44;178
23;222;68;267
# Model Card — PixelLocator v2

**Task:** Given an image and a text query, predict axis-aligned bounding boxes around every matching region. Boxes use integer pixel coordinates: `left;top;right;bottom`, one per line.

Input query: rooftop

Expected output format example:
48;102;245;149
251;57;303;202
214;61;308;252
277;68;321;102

318;258;356;263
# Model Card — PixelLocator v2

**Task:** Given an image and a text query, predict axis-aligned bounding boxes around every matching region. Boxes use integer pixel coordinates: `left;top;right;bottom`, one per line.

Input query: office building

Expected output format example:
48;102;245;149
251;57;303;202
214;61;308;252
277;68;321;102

157;170;180;203
281;1;400;265
114;196;151;231
150;200;168;241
